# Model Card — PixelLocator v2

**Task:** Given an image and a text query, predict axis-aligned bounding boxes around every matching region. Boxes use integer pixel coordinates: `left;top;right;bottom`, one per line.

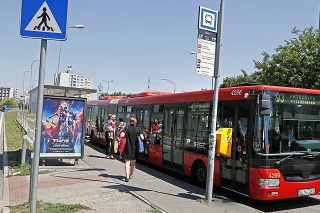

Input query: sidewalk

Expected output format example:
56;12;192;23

1;121;260;213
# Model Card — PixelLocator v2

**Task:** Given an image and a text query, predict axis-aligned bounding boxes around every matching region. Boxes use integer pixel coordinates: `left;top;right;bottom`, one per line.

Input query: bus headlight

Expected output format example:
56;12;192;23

258;178;280;187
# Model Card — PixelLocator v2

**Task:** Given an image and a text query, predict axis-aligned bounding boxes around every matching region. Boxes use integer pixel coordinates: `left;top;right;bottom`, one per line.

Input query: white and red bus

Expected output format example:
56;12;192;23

86;85;320;200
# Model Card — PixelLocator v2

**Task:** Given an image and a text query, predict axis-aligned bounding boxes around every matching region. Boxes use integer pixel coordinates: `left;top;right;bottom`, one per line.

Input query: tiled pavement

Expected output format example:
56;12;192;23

8;173;108;206
8;176;29;206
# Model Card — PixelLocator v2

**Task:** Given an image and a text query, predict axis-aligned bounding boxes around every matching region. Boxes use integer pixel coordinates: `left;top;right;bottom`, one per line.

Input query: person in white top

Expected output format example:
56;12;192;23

280;124;296;151
104;114;116;159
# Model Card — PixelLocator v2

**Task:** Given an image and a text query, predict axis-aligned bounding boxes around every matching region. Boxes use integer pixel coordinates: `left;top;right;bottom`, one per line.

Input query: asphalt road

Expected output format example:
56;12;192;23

88;141;320;213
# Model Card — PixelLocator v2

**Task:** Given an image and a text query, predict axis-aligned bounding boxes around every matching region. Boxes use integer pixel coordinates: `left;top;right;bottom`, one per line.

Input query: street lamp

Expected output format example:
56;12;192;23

160;78;176;93
32;80;38;89
55;24;85;86
97;83;103;99
23;70;32;109
30;60;40;91
103;79;113;95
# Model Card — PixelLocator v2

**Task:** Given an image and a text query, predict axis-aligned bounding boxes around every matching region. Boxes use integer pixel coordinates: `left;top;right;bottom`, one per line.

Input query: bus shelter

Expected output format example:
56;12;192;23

29;85;96;164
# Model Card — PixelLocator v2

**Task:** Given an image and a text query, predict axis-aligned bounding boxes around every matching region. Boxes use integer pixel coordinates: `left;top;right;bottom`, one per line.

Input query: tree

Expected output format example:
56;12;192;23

254;27;320;89
100;91;130;97
220;70;258;88
221;27;320;89
0;97;19;108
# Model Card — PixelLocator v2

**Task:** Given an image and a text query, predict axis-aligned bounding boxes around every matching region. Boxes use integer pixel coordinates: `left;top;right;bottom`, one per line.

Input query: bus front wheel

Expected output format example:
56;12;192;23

192;161;207;188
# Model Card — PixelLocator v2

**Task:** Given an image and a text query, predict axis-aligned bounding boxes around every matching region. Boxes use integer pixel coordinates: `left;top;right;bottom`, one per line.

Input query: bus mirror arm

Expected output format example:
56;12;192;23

260;94;271;115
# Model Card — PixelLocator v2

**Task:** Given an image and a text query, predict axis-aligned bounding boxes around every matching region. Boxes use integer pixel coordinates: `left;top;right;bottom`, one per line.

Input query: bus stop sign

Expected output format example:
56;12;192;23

198;6;218;33
20;0;69;40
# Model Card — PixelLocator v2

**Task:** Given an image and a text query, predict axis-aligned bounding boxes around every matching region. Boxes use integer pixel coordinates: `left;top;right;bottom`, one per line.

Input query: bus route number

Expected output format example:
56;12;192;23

275;93;285;103
231;90;242;96
269;173;280;179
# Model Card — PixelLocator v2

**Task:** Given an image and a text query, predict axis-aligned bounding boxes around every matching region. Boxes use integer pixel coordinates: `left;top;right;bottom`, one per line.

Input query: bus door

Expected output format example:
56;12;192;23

136;108;151;161
220;105;250;194
234;106;250;194
97;107;106;143
85;106;92;136
163;107;185;172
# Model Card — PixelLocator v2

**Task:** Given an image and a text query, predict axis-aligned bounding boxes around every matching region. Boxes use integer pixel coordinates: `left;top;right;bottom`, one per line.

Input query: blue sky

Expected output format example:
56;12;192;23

1;0;320;99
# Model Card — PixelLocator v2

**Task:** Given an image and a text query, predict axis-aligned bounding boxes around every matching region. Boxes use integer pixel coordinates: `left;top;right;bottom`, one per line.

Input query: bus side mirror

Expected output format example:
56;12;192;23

260;94;271;115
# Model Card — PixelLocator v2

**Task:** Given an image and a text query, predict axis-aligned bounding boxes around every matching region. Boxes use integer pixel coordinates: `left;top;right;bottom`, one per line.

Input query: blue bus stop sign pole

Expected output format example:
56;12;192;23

205;0;224;202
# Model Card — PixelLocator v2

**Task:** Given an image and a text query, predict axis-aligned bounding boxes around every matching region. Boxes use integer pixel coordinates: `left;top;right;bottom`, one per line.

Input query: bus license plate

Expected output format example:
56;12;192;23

298;188;315;196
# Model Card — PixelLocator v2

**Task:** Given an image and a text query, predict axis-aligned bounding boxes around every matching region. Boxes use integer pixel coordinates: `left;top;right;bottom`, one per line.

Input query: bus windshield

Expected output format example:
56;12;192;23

254;91;320;157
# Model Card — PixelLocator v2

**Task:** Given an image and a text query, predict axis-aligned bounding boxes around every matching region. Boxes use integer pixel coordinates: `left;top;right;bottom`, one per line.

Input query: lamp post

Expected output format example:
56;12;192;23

23;70;32;110
29;60;40;91
55;24;84;86
160;78;176;93
103;79;113;95
32;80;38;89
97;83;103;99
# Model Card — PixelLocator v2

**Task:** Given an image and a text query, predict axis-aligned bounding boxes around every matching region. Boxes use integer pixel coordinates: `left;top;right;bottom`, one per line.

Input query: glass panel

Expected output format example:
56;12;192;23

254;92;320;158
143;110;150;129
136;109;144;127
185;102;210;154
163;109;173;164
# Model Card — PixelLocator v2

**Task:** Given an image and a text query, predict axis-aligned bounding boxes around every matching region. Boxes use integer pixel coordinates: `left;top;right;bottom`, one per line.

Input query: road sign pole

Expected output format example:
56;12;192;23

30;39;47;213
205;0;224;202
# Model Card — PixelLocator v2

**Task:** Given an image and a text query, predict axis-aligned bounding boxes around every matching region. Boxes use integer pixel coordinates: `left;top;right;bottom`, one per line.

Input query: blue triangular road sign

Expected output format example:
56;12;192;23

20;0;69;40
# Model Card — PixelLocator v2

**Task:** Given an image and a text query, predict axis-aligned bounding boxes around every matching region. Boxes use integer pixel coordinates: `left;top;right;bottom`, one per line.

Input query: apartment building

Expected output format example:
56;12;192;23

0;87;18;101
54;65;92;99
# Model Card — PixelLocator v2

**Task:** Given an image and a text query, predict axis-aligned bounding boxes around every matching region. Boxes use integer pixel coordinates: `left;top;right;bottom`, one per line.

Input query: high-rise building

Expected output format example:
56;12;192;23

54;65;92;99
0;87;18;101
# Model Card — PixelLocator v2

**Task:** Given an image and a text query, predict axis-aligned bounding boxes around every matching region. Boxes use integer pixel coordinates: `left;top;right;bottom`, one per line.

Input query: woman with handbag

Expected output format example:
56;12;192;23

123;117;144;182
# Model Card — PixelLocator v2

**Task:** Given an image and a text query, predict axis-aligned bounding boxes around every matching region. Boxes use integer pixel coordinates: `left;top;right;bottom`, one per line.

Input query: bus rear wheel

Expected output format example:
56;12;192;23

192;162;207;188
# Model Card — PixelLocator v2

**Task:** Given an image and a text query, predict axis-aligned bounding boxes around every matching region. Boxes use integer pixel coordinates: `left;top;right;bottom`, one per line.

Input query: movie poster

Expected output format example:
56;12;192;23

40;97;85;158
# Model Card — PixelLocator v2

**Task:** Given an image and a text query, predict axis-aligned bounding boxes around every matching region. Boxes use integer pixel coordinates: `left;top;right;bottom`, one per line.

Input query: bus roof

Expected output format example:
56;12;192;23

87;85;320;106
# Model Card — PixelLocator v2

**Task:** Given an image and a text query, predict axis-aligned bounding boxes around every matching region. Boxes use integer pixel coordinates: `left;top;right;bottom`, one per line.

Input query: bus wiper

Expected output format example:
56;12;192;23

274;152;306;166
299;153;320;159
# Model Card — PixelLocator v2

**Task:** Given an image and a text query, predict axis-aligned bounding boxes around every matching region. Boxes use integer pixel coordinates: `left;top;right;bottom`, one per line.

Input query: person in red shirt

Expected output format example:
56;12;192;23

151;119;160;143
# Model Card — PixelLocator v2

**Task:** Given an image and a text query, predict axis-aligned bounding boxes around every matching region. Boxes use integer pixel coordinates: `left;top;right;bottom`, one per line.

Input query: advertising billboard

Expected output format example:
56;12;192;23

40;96;86;158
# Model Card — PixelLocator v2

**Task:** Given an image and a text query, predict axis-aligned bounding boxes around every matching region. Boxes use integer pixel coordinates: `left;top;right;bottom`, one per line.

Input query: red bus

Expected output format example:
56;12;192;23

85;84;320;200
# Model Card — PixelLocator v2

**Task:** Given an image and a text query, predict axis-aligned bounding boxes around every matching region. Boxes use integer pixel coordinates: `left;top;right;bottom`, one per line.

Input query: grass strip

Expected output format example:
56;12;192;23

10;200;91;213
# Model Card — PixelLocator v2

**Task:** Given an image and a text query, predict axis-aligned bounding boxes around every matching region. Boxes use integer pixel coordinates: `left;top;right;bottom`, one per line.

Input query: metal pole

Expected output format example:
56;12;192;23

23;70;31;110
211;77;214;89
29;152;34;202
30;60;39;91
30;39;47;213
21;135;27;164
55;41;63;86
54;25;84;86
205;0;224;202
160;78;175;93
103;80;113;95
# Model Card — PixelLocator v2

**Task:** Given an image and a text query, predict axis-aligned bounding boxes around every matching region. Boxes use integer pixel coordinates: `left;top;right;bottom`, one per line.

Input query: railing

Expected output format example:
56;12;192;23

17;111;35;145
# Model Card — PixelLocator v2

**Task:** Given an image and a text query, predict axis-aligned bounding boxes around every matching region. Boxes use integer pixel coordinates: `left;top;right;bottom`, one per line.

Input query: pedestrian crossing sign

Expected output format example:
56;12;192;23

20;0;69;40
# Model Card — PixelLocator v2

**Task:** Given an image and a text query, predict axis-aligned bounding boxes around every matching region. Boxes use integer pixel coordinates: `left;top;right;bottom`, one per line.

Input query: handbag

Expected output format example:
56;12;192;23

118;129;127;153
118;137;126;153
137;136;144;153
